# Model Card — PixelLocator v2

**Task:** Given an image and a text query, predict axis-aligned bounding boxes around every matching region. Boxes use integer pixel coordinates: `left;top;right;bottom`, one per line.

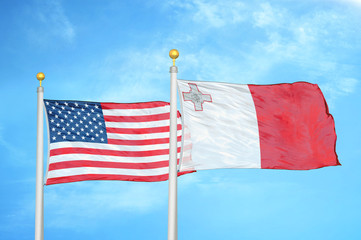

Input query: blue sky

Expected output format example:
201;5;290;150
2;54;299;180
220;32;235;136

1;0;361;239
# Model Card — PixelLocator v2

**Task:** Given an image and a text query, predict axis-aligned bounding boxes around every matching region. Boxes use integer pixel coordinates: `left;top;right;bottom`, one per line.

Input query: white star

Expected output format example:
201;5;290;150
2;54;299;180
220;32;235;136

52;136;56;140
91;137;95;141
45;101;49;105
74;115;78;119
83;116;87;120
70;119;73;123
64;102;68;106
52;128;55;131
75;123;79;127
85;104;89;107
75;103;79;107
52;106;55;110
90;129;94;133
67;111;71;114
58;110;62;114
57;132;61;135
80;120;83;124
67;131;71;135
86;132;90;136
56;123;60;127
76;132;80;135
95;105;99;109
87;113;91;116
66;123;70;127
98;122;102;126
71;107;75;111
91;109;95;113
61;106;65;110
81;108;85;112
55;115;58;118
62;135;66;139
95;133;99;137
77;111;81;115
60;119;64;123
64;115;68;119
62;127;66;131
89;121;93;125
71;127;75;131
94;126;98;129
92;117;96;121
55;102;59;106
101;138;104;142
49;110;53;114
85;125;88;128
100;130;103;133
81;136;85;140
72;135;76;139
50;119;55;123
81;128;84;131
97;114;100;117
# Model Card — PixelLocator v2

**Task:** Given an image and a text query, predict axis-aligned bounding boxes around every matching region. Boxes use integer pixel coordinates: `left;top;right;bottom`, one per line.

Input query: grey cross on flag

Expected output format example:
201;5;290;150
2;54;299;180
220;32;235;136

182;83;212;111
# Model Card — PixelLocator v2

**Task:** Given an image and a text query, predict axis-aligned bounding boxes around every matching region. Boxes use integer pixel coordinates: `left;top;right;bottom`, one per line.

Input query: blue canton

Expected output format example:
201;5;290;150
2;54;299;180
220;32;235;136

44;99;108;144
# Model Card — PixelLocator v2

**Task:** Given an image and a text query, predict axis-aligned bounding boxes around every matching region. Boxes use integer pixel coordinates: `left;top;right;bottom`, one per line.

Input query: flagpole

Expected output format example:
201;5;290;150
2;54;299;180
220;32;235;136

35;72;45;240
168;49;179;240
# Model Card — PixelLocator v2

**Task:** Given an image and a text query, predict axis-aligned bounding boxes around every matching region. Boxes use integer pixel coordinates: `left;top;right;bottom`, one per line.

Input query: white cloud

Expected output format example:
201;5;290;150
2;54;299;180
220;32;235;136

45;181;168;229
0;196;34;233
320;77;359;107
167;0;246;28
339;78;358;93
85;1;360;109
0;124;26;162
253;2;286;28
338;0;361;7
40;0;75;42
247;3;361;104
28;0;75;44
90;48;172;103
192;0;246;27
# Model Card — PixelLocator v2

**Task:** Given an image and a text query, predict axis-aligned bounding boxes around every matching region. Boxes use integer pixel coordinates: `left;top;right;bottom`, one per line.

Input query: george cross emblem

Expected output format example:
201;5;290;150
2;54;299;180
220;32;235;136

182;83;212;111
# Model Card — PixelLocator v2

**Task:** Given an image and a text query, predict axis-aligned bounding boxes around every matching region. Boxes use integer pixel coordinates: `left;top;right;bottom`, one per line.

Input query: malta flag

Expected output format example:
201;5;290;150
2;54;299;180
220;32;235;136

177;80;340;171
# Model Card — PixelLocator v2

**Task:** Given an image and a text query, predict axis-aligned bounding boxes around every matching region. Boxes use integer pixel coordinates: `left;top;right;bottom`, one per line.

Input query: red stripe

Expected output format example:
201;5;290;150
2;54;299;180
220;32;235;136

101;101;169;110
107;136;182;145
45;171;195;185
48;160;170;171
104;113;169;122
183;144;192;152
106;124;182;134
50;147;181;157
248;82;340;170
104;112;181;122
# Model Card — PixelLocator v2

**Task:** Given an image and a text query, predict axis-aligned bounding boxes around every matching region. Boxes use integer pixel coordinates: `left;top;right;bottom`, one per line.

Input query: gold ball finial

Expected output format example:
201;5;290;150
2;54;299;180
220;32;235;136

169;49;179;59
169;49;179;66
36;72;45;86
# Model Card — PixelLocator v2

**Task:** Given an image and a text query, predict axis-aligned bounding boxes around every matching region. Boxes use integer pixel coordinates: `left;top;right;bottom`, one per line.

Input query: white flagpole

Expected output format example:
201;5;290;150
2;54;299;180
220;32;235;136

35;72;45;240
168;49;179;240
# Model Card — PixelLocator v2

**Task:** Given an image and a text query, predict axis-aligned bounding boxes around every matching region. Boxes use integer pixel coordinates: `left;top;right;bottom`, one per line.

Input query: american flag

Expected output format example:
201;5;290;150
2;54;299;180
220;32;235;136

44;99;192;185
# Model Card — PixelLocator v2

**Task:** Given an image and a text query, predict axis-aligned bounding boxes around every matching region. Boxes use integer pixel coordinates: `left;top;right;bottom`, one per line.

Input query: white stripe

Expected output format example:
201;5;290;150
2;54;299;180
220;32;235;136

49;153;181;164
50;141;181;152
47;166;170;178
104;119;181;128
107;130;182;140
102;106;170;116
